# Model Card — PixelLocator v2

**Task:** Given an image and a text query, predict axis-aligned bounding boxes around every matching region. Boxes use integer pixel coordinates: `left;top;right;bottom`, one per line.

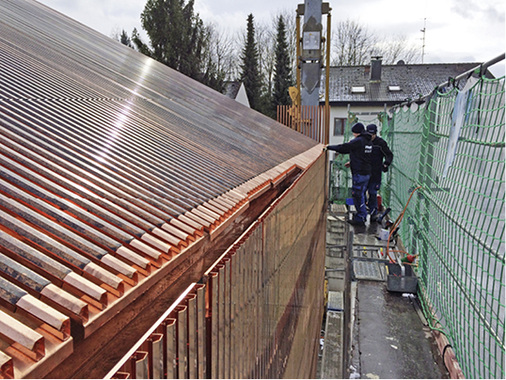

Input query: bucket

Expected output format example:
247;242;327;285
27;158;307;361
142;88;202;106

379;228;389;241
386;263;418;293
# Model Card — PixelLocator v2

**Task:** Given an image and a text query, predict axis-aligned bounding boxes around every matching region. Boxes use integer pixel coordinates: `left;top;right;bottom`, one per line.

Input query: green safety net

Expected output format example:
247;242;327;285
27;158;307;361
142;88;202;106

329;72;505;378
329;116;354;203
379;75;505;379
329;113;379;203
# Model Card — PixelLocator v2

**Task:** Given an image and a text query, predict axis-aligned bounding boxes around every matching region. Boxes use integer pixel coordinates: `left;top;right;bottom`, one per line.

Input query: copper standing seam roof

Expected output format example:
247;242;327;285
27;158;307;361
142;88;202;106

0;0;322;377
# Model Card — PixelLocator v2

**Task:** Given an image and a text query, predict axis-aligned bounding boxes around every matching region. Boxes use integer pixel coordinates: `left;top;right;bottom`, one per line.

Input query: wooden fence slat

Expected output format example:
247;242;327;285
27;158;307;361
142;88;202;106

276;105;329;144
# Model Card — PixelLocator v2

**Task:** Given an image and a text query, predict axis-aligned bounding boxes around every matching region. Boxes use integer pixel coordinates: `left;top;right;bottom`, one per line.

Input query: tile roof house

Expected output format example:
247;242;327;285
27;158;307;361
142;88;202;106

323;57;493;145
223;81;250;108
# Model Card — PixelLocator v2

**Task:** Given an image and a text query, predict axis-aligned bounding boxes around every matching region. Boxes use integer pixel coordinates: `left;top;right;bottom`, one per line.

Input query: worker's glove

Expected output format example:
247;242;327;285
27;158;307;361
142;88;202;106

382;165;389;172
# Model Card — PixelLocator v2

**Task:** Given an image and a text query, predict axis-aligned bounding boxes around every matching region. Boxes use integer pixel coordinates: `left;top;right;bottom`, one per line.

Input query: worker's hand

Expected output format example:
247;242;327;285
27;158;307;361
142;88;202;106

382;165;389;172
344;162;350;168
323;145;328;151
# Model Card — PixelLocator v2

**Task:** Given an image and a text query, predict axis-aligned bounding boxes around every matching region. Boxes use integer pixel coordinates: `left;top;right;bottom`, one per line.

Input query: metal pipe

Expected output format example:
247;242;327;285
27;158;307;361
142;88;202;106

325;11;331;145
391;53;505;110
296;14;302;107
434;53;505;91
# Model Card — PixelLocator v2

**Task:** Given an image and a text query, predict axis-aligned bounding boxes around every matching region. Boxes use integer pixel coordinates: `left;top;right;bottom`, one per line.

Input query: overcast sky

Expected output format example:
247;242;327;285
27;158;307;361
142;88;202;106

37;0;505;76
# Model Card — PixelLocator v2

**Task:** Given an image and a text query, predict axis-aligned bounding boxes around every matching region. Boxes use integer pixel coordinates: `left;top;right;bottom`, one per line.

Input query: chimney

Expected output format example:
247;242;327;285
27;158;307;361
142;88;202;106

370;56;382;82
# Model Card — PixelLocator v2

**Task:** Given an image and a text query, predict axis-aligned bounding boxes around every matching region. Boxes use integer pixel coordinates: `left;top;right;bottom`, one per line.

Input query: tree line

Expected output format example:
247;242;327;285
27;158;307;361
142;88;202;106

115;0;419;118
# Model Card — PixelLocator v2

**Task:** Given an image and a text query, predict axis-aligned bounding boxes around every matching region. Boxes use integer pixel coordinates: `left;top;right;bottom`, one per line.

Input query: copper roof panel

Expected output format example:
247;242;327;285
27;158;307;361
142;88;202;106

0;0;321;376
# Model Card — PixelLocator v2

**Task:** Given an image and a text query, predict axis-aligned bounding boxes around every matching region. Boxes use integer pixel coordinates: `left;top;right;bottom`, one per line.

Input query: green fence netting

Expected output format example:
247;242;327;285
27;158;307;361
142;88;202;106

329;73;504;378
329;113;380;203
380;75;505;379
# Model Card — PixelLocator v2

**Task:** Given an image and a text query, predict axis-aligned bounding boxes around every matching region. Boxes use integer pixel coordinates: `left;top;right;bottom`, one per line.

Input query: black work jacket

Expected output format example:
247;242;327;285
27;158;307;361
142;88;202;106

370;136;394;182
327;132;372;175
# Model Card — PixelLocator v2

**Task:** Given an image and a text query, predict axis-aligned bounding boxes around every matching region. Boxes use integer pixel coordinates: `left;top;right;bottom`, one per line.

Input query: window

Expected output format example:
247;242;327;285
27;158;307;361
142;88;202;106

334;118;346;136
388;85;401;92
351;85;366;93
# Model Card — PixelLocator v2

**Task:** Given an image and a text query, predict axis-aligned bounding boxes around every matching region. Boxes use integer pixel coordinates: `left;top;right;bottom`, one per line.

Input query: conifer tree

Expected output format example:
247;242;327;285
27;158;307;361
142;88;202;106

119;30;133;48
132;0;224;90
240;14;263;112
272;16;293;114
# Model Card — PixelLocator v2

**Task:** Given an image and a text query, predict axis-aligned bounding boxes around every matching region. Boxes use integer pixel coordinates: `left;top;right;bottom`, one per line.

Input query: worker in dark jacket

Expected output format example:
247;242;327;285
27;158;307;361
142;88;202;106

326;123;372;226
366;124;393;221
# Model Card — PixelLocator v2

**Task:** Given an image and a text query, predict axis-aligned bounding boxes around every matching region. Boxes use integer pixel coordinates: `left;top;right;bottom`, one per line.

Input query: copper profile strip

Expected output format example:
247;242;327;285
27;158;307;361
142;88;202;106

196;284;207;379
217;263;227;379
0;310;45;361
0;230;110;309
146;333;163;379
190;208;218;226
167;218;202;238
130;351;148;379
186;293;198;379
184;211;213;231
208;270;219;379
159;223;192;243
177;214;206;232
0;277;71;340
83;262;124;295
104;284;197;379
63;272;108;308
128;239;164;261
39;284;88;323
0;350;13;379
16;295;71;341
115;246;151;271
206;199;229;215
164;318;177;379
139;233;172;254
176;305;188;379
0;252;89;323
209;201;250;242
150;228;187;249
197;204;222;220
0;199;139;289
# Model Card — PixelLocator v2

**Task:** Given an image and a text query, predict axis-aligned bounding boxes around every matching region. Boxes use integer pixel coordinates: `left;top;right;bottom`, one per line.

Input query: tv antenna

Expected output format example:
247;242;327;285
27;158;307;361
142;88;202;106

420;18;426;63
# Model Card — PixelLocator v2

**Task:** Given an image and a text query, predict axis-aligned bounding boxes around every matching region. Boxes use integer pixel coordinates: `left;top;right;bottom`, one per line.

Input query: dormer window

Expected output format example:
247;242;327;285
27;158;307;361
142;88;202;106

388;85;401;92
351;85;366;94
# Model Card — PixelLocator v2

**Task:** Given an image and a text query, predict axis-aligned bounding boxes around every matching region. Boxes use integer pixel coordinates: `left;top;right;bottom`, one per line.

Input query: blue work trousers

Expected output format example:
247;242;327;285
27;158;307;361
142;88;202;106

367;181;381;216
352;173;370;222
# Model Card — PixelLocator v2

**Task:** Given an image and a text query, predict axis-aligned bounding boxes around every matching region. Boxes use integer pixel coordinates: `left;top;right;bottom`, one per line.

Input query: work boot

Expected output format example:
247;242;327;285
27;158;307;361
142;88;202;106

347;219;365;226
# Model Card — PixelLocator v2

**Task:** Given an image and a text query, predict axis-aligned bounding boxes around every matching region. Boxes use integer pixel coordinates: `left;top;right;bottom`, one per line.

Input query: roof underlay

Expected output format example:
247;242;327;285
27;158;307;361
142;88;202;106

0;0;321;377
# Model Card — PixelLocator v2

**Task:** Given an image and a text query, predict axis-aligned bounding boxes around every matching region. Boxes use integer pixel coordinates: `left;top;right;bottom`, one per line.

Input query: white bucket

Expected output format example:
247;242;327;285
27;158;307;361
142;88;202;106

379;229;389;241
